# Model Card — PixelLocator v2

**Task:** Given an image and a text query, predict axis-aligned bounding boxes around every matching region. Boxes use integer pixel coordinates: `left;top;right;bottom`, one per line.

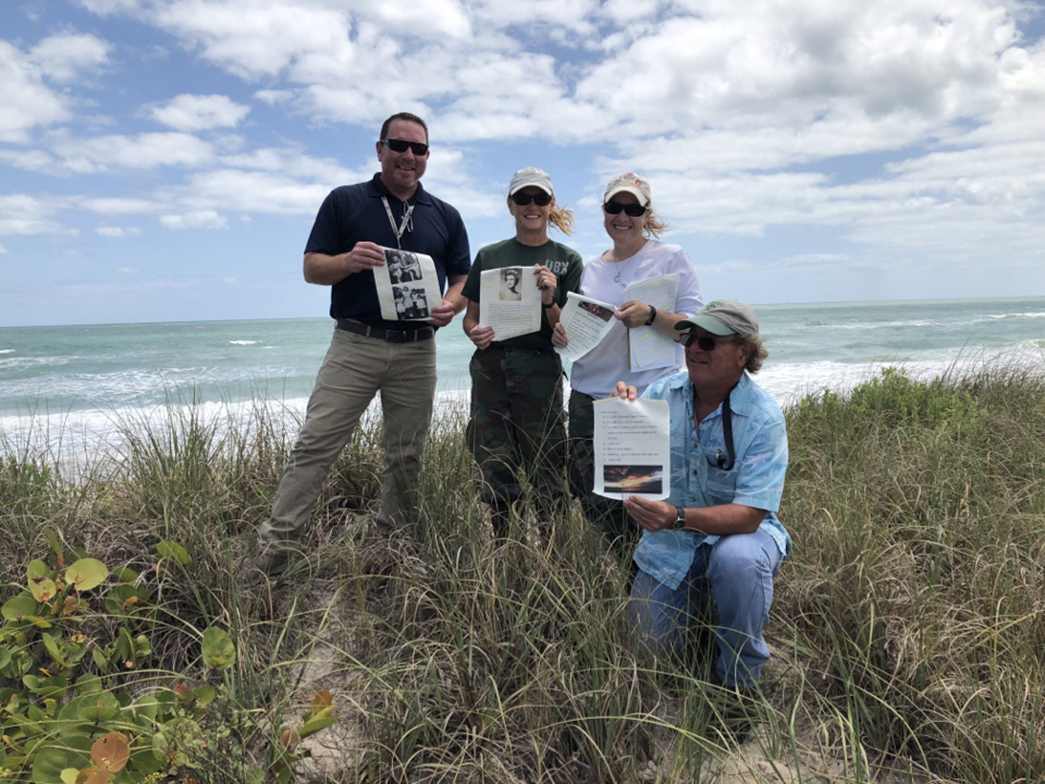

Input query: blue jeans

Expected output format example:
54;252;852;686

629;528;784;688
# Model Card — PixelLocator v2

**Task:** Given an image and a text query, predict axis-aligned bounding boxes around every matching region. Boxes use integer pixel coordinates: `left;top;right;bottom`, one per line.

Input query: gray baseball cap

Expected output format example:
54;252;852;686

675;299;759;336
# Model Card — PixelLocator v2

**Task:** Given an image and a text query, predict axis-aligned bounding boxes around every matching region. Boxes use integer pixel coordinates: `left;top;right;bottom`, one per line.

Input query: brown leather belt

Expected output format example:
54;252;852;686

336;318;436;343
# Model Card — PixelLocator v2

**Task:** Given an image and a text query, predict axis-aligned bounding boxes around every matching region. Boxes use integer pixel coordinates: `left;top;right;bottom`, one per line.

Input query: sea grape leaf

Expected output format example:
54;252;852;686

91;732;130;773
3;592;40;622
201;627;235;670
30;735;91;783
65;559;108;592
156;541;190;566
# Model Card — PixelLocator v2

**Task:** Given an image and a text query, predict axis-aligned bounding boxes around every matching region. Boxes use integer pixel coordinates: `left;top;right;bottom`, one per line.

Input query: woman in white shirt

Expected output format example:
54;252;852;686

554;172;703;548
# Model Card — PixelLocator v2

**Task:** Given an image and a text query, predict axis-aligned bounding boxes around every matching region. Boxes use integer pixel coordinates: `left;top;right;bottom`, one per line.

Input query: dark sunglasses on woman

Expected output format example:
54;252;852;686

381;138;429;156
603;201;648;217
511;192;553;206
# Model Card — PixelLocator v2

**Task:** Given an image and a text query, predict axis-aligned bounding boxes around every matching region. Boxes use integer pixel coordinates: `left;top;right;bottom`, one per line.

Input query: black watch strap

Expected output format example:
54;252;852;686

672;506;686;530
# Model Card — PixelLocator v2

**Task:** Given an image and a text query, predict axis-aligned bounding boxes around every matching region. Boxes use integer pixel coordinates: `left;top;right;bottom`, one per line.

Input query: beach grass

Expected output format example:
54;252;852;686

1;362;1044;782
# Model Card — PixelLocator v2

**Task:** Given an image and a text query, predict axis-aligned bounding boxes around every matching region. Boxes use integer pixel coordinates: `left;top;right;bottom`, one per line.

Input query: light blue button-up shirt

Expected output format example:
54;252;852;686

632;371;791;590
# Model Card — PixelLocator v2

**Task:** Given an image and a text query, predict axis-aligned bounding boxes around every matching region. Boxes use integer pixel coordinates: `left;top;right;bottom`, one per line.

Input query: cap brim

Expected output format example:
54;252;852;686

510;183;554;196
674;315;737;336
604;186;649;206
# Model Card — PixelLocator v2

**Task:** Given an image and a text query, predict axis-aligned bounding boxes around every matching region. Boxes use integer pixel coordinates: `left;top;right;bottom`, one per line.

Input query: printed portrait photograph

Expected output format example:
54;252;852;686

499;267;523;301
581;300;615;321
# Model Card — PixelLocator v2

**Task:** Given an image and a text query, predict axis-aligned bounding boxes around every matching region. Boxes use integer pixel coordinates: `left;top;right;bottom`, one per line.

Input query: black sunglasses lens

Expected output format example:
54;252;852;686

513;193;551;206
385;139;428;155
681;334;718;350
604;202;646;216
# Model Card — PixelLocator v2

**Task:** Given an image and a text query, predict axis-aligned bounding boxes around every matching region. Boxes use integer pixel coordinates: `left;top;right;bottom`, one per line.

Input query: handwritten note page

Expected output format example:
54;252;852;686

624;273;680;370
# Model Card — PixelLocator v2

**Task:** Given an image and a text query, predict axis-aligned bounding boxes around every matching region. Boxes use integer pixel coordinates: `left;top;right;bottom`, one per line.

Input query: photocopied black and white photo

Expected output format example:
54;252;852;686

374;247;443;321
477;266;542;341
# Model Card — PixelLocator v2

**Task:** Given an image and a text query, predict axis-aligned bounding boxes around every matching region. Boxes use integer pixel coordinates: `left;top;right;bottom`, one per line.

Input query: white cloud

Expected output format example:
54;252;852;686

0;41;72;143
0;244;8;254
50;132;214;173
97;226;142;237
0;194;71;237
30;33;111;82
153;0;354;79
254;88;294;104
159;210;228;229
169;169;334;214
118;267;138;273
77;0;141;13
81;197;158;215
149;93;251;131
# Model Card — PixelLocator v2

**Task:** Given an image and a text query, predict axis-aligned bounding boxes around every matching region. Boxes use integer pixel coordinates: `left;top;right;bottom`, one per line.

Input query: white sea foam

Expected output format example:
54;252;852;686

229;340;258;345
0;349;15;354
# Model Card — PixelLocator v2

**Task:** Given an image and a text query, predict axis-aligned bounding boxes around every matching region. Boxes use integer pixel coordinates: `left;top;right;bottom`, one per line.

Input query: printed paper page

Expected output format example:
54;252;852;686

478;266;542;341
624;273;680;370
374;247;444;322
555;291;618;362
593;397;670;501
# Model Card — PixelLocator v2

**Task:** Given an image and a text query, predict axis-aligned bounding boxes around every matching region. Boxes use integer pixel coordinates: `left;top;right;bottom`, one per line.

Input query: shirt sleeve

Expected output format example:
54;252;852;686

671;247;704;317
557;250;585;305
303;189;344;256
731;413;788;513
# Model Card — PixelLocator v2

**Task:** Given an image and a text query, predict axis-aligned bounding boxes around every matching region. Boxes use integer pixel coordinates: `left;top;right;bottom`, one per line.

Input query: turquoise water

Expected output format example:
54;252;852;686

1;296;1043;465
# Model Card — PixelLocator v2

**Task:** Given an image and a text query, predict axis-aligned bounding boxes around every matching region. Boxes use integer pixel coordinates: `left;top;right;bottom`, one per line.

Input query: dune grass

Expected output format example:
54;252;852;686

2;362;1044;782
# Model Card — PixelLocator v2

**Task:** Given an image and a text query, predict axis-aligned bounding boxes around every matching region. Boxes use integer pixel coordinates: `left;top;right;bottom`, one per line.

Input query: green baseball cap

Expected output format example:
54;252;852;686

675;299;759;337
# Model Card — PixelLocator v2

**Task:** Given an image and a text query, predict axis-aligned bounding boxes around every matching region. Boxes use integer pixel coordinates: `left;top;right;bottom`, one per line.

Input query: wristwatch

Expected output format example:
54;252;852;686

543;300;555;309
671;506;686;530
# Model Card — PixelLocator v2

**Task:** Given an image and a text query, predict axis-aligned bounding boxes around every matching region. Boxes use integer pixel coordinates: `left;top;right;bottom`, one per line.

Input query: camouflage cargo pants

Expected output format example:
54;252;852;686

467;346;568;520
568;389;636;549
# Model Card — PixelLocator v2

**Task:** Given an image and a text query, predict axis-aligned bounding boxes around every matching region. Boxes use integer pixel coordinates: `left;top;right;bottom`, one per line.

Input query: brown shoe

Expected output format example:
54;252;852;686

243;547;290;587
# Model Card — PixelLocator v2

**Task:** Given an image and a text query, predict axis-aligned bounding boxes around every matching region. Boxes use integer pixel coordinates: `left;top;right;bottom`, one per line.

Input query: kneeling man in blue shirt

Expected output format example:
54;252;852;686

612;299;790;688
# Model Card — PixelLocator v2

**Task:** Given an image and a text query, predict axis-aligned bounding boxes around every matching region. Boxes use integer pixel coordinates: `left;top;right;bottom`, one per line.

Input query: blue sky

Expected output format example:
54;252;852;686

2;0;1044;327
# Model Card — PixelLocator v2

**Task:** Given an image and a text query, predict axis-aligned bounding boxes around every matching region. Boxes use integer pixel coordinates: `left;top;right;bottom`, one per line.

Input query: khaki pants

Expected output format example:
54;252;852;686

258;327;437;551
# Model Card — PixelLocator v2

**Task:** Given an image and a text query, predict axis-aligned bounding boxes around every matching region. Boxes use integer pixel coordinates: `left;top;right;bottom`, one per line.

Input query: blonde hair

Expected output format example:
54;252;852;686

549;205;575;236
643;208;669;239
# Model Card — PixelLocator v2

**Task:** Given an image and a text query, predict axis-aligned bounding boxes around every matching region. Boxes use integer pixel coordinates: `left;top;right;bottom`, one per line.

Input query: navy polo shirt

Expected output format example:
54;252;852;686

304;174;471;329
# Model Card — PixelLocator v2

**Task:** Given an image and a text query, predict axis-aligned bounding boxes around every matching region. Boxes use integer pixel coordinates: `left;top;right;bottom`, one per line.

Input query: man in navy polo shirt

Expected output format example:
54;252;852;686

251;112;471;580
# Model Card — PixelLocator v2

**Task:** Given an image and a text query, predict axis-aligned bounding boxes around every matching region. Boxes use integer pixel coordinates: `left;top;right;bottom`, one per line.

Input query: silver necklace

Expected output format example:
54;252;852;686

612;255;634;283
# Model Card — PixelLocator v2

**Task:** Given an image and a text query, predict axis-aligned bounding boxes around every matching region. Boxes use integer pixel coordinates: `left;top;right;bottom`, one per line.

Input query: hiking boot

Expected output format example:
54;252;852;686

242;547;291;587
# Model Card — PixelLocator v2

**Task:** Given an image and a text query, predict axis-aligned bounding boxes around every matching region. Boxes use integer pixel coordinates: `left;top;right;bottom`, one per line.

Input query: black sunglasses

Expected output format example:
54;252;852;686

604;201;647;217
511;192;552;206
678;333;740;351
381;138;429;156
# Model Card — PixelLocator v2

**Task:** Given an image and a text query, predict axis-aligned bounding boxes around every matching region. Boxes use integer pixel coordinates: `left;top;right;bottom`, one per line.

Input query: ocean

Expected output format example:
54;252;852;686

2;297;1043;469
